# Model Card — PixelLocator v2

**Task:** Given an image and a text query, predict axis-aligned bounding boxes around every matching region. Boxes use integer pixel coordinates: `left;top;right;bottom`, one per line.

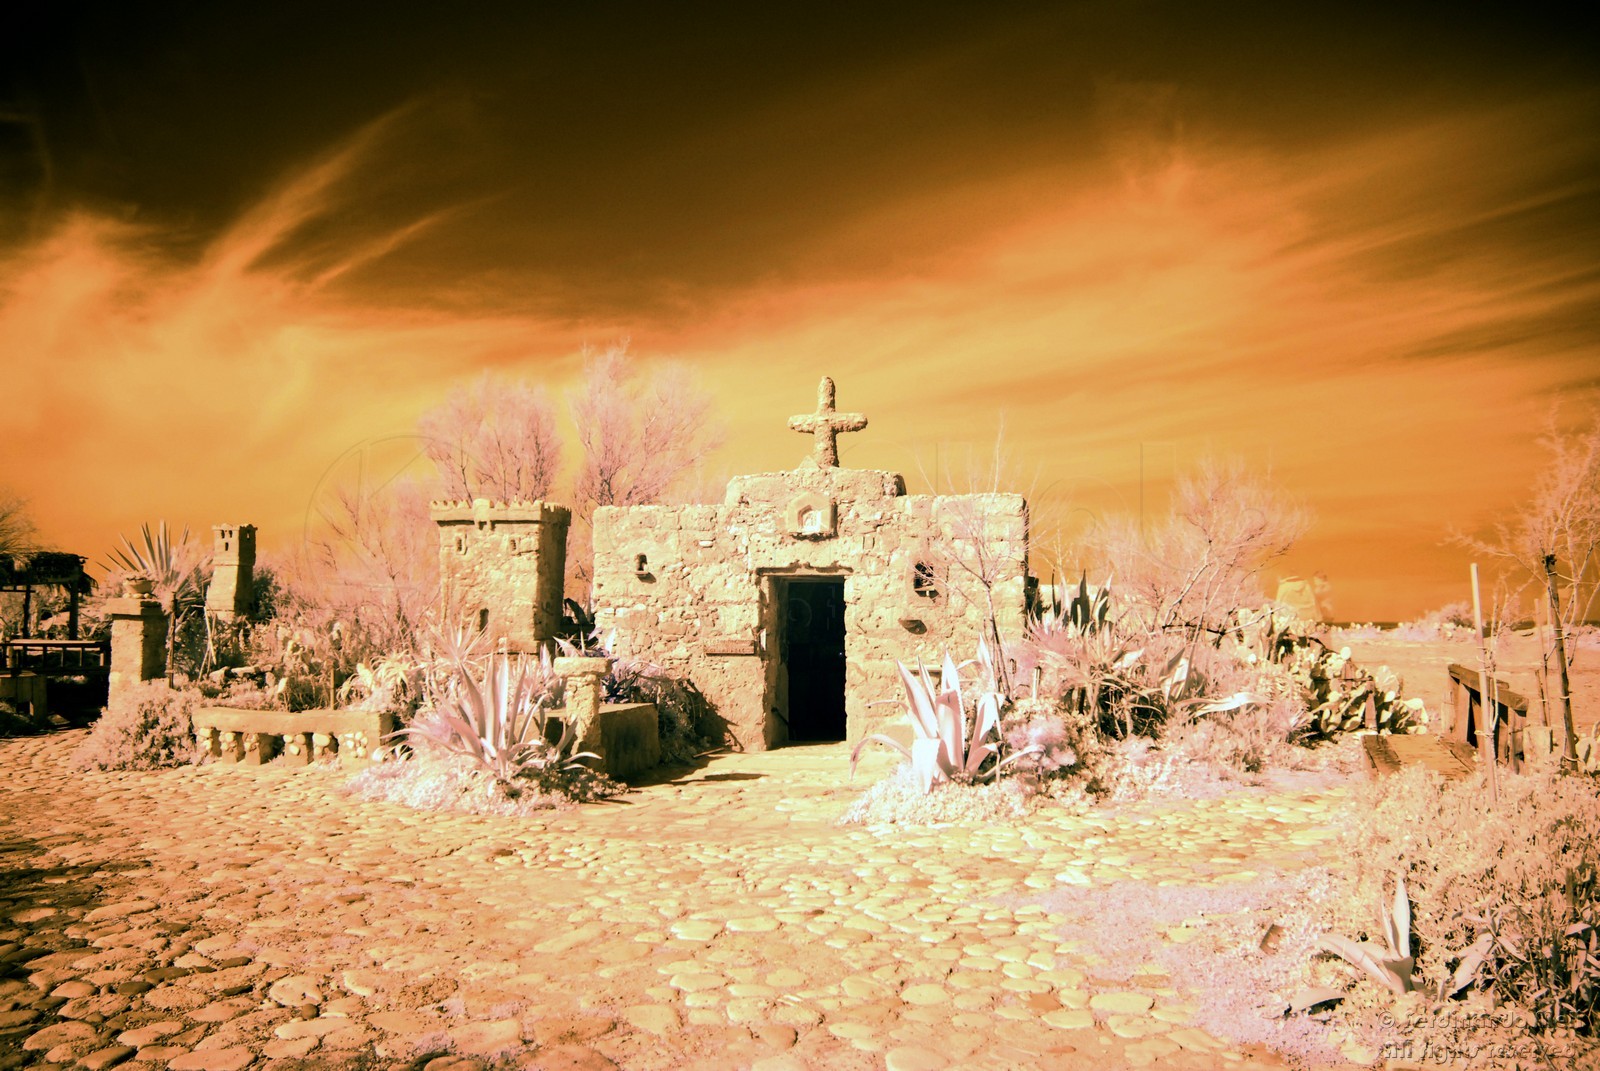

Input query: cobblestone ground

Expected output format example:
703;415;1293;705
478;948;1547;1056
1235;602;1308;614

0;732;1357;1071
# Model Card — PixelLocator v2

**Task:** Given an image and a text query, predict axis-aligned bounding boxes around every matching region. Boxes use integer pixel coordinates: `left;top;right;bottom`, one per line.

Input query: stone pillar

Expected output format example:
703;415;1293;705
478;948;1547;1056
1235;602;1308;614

554;656;612;765
206;524;257;619
108;596;168;703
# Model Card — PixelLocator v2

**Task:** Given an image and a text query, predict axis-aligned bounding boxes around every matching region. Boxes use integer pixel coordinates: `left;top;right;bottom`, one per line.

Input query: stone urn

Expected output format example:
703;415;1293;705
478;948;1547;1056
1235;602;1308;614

124;577;154;596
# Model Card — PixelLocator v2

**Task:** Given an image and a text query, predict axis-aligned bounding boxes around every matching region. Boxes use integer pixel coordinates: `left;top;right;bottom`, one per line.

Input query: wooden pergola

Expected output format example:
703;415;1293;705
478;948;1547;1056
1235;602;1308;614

0;551;93;640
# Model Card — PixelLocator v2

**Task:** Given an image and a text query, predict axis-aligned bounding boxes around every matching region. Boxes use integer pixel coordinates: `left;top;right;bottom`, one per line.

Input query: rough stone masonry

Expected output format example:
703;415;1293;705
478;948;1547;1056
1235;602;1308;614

589;377;1030;751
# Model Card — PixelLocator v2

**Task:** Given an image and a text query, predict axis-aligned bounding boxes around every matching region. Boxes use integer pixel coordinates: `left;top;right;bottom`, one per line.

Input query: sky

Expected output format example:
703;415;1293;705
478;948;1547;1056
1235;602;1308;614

2;2;1597;621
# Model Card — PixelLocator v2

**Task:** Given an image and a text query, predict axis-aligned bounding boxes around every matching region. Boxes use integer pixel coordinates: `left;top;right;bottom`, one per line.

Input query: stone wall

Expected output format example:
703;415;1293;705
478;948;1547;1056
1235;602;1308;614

592;464;1028;751
431;499;570;652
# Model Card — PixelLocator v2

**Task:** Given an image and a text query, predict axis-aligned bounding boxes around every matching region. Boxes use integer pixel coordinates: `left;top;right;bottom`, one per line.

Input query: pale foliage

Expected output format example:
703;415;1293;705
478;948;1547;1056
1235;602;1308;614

850;642;1032;793
73;680;200;771
1455;403;1600;638
570;342;723;511
1086;457;1308;638
417;371;562;502
306;474;437;649
566;341;724;599
1338;764;1600;1035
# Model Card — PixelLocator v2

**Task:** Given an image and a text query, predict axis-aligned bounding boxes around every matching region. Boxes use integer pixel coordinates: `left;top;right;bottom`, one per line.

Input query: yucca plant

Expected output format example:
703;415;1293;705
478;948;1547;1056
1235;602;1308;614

851;640;1040;794
1048;571;1112;634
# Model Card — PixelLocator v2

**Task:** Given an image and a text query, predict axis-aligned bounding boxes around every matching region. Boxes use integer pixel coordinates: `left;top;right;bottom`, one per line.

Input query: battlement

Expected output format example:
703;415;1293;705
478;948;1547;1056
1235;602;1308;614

428;498;572;526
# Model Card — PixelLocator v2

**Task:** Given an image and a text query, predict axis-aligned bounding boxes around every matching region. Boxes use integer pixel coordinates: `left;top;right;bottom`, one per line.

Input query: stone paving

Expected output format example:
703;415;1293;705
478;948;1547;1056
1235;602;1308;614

0;732;1360;1070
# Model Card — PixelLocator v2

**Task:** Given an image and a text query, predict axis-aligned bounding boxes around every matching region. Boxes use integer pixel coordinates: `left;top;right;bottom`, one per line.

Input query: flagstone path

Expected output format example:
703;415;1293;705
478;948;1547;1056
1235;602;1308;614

0;732;1361;1070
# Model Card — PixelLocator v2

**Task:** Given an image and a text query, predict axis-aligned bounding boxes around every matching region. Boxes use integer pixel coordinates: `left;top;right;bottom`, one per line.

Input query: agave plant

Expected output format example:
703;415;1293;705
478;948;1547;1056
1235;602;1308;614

851;640;1039;793
338;651;424;715
1319;873;1494;1000
399;648;588;784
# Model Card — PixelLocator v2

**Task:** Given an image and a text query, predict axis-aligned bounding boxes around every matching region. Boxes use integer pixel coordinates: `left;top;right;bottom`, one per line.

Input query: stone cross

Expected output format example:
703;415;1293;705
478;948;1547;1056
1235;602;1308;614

788;376;867;468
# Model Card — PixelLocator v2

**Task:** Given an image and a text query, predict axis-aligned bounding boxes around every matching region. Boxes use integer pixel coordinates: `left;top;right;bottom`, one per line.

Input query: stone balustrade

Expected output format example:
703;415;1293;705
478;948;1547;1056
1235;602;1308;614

191;708;395;767
186;658;660;780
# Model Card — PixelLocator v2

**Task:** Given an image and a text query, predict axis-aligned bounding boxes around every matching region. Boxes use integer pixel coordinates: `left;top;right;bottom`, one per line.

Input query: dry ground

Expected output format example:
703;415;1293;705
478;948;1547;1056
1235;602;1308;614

4;634;1593;1071
0;729;1374;1071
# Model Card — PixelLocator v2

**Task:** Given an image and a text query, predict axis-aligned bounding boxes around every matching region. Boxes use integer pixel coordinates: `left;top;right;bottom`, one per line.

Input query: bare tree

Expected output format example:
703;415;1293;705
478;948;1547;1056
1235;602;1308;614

1087;457;1308;641
566;342;725;601
417;372;562;502
306;474;439;657
1454;405;1600;771
0;489;37;558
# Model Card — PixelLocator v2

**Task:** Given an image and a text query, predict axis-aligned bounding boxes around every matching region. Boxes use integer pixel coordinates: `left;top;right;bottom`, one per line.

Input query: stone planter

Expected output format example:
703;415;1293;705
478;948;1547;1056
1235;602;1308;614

124;577;154;596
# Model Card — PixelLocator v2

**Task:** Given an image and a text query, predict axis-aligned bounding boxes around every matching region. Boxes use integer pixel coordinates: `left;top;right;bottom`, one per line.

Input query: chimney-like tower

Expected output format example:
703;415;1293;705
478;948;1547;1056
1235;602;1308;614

206;523;257;619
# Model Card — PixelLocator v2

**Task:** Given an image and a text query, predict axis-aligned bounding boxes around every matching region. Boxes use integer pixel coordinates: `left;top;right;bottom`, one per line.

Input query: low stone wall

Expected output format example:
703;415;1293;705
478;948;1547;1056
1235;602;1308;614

544;701;660;781
191;708;395;767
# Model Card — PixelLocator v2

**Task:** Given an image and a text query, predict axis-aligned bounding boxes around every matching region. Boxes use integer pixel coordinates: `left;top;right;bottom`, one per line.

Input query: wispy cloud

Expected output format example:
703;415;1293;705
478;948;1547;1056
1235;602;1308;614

2;86;1595;618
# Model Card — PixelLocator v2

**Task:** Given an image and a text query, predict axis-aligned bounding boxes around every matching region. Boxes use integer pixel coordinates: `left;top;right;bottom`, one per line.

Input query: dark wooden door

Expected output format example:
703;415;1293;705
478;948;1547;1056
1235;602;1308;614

785;579;846;741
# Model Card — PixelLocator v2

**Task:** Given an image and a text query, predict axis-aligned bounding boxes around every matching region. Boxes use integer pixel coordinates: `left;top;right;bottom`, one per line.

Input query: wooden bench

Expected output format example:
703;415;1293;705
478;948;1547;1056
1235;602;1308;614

1442;663;1533;769
191;708;395;767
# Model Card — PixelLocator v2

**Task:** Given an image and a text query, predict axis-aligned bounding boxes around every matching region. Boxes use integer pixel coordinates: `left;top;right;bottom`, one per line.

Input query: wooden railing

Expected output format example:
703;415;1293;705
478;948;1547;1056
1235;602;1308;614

2;638;110;675
1444;663;1532;770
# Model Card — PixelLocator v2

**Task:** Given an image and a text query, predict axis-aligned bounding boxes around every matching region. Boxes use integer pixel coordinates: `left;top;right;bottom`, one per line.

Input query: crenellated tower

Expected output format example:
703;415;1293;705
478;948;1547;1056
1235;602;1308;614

429;498;570;651
206;523;257;619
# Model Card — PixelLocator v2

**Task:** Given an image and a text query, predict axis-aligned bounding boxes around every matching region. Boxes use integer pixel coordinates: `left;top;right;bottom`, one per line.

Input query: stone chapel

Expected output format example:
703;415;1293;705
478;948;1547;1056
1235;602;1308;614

591;378;1031;751
432;378;1032;752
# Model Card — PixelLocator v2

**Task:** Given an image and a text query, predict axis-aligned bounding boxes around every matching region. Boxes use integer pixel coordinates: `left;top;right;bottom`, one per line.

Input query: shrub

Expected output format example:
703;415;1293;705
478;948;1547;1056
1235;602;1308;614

73;681;201;771
839;763;1049;825
1286;645;1425;739
1002;696;1097;789
380;646;625;811
1335;765;1600;1035
1165;697;1310;775
601;652;714;765
851;642;1040;794
561;631;717;764
338;651;425;719
347;749;618;816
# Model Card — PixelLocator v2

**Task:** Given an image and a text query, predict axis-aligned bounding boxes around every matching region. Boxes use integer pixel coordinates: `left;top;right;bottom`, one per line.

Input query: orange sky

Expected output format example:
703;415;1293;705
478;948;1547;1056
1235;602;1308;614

2;5;1597;621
